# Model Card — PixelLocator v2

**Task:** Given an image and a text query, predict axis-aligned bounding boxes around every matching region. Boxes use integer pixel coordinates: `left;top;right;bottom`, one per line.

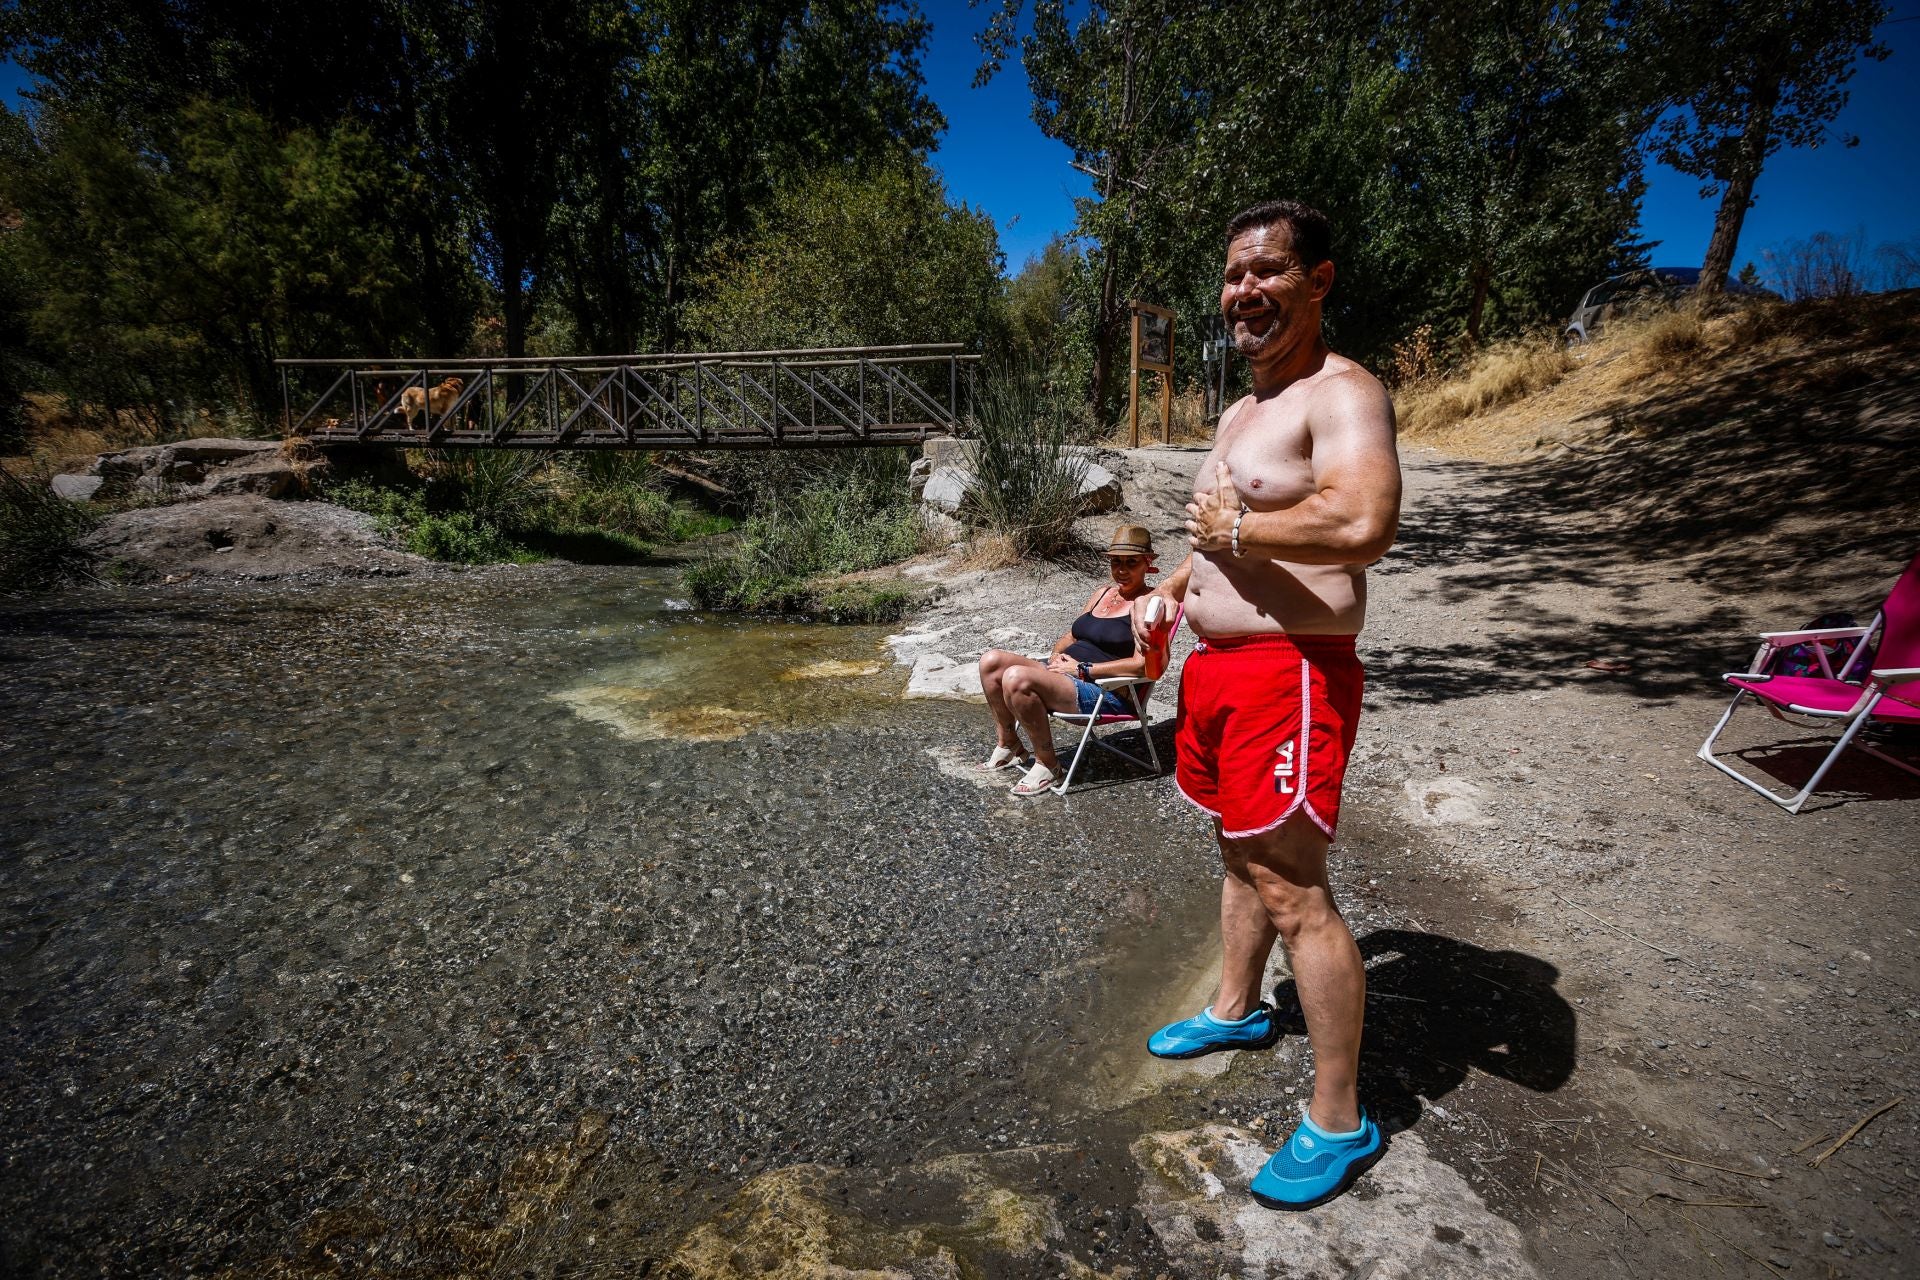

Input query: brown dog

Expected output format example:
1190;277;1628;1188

398;376;465;427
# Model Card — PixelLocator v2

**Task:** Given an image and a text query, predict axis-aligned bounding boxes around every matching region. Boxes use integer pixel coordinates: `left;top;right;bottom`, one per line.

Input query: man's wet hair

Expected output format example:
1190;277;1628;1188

1225;200;1333;268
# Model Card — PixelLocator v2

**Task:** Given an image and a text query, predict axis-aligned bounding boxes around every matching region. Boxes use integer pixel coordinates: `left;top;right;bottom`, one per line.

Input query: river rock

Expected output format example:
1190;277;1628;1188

1078;461;1123;514
1132;1125;1541;1279
89;438;313;501
906;652;982;700
886;626;956;664
919;452;1122;520
1402;777;1498;828
921;465;973;514
49;473;104;502
77;495;429;581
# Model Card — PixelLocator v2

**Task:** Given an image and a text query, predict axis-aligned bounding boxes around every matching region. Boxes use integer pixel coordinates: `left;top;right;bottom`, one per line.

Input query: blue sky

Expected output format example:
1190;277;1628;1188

920;1;1920;277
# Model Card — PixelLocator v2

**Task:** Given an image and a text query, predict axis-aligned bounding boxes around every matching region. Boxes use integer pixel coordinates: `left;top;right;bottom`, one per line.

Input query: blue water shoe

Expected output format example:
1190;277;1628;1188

1250;1109;1386;1210
1147;1003;1281;1059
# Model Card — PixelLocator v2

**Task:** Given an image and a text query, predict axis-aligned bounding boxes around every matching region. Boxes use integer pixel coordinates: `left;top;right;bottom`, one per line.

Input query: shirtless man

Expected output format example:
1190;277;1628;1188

1139;199;1401;1210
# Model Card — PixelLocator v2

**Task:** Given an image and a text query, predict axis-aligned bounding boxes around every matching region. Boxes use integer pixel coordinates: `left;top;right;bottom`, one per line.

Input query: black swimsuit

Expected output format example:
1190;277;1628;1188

1065;587;1136;665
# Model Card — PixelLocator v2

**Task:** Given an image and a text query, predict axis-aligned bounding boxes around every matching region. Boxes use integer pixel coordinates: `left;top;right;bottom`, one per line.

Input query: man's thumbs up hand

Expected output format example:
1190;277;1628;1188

1185;460;1246;555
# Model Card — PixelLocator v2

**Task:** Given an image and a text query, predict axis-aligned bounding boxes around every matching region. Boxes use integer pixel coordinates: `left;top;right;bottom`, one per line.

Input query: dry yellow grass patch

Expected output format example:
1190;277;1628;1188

1390;303;1775;460
1395;340;1575;439
957;529;1022;571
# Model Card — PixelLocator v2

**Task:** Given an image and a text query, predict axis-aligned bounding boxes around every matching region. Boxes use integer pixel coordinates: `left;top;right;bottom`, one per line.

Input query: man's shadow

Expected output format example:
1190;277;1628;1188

1269;929;1576;1134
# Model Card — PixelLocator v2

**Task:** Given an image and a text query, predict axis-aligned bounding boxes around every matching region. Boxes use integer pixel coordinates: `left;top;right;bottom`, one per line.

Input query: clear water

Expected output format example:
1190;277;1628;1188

0;564;1212;1275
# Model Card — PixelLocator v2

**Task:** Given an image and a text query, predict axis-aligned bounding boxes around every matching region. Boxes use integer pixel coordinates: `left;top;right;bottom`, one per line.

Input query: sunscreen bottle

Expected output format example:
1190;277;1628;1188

1142;595;1172;680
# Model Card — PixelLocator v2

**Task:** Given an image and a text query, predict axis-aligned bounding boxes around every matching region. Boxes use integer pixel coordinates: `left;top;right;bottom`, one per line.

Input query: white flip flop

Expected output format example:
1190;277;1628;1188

1011;760;1060;796
980;745;1031;772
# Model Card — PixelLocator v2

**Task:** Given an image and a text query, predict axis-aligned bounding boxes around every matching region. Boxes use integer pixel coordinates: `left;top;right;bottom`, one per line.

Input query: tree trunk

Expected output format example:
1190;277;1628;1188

1699;80;1780;296
1464;257;1492;348
503;242;527;362
1091;242;1120;421
1089;25;1138;424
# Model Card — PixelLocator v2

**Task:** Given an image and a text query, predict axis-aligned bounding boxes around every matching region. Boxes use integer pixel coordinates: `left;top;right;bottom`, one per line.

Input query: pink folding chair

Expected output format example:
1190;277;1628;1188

1698;553;1920;812
1049;605;1184;795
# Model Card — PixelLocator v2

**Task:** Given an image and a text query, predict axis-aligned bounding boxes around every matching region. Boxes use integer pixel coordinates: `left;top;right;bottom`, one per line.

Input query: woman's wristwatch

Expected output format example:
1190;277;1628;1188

1076;660;1093;682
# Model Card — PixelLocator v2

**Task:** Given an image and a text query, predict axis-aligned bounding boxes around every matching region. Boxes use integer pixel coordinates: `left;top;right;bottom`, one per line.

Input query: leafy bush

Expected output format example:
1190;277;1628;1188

0;468;98;592
420;448;546;530
964;368;1089;560
325;451;730;566
686;465;923;617
323;472;536;564
406;511;538;564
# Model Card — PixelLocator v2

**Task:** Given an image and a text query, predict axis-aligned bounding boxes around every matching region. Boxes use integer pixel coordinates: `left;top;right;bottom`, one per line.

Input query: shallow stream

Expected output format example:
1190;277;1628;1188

1;563;1223;1275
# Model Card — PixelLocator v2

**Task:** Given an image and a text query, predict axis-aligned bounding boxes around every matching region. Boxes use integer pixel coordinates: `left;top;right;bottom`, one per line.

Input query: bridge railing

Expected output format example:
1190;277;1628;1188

277;345;980;450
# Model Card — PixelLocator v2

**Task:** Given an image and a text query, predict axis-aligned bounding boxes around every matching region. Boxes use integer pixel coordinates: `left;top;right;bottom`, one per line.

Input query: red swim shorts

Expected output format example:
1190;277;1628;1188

1174;633;1366;840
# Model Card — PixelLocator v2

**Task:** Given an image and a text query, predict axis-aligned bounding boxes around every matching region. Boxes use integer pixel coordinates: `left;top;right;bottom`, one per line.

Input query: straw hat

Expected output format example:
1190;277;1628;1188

1106;524;1154;557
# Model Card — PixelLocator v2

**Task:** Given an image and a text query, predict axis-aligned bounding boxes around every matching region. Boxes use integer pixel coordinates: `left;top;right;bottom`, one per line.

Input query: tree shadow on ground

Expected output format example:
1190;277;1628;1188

1269;929;1576;1135
1377;299;1920;707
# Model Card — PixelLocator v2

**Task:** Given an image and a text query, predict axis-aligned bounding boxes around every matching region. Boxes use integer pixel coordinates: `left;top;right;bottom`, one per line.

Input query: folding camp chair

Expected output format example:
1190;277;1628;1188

1698;552;1920;812
1048;606;1184;795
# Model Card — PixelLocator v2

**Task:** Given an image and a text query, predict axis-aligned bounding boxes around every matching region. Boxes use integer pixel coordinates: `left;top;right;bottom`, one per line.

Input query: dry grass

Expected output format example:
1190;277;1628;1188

1101;383;1219;447
1392;290;1920;462
1395;340;1575;439
1628;307;1704;372
956;529;1022;571
5;392;240;476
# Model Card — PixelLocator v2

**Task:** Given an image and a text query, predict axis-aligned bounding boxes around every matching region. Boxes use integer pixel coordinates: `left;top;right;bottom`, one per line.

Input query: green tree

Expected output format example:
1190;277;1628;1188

1390;0;1652;344
684;161;1002;353
629;0;945;349
983;0;1656;398
3;101;423;423
998;235;1084;369
1651;0;1889;295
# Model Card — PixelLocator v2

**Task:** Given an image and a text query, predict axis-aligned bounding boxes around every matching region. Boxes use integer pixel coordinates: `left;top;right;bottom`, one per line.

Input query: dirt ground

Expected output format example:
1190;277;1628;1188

1154;308;1916;1275
902;304;1920;1275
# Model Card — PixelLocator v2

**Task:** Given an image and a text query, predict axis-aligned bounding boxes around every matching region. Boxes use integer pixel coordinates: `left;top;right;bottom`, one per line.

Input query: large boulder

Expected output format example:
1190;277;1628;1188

920;465;974;514
915;444;1124;521
77;495;428;581
49;474;104;502
905;652;983;700
89;438;317;501
1077;460;1123;514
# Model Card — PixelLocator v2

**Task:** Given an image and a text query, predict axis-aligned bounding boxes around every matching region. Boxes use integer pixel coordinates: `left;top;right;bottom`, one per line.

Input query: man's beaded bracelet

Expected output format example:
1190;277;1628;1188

1230;504;1249;558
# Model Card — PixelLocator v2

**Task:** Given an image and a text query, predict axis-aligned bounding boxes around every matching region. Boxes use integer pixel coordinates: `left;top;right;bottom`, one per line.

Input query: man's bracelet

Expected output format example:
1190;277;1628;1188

1230;504;1249;558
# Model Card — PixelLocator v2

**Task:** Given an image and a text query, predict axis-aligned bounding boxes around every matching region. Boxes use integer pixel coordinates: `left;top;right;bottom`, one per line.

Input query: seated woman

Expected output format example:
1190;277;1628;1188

977;525;1159;796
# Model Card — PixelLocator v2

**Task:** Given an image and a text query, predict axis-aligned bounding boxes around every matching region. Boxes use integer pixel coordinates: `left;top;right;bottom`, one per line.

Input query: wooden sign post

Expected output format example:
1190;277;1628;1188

1128;301;1175;447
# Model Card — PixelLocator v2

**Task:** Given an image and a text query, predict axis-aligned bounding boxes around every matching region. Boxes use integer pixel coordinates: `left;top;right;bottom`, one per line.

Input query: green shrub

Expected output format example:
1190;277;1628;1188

324;452;729;567
686;464;922;616
964;368;1089;560
0;468;98;592
420;448;545;529
405;511;538;564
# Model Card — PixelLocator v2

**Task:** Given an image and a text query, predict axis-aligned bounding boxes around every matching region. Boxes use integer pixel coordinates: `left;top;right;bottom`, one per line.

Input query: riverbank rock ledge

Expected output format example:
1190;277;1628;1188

1133;1125;1542;1279
79;495;430;582
85;438;319;501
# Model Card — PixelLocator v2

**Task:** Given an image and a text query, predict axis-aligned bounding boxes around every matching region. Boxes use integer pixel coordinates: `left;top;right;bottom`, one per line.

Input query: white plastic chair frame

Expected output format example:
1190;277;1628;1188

1696;611;1920;813
1046;612;1181;795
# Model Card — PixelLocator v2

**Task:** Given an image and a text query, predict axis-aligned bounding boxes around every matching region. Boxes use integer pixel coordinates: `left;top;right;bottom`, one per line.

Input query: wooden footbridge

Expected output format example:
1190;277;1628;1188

278;345;978;450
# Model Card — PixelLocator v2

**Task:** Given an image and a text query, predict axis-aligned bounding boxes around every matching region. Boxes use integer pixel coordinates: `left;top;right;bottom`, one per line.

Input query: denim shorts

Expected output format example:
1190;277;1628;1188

1072;677;1131;717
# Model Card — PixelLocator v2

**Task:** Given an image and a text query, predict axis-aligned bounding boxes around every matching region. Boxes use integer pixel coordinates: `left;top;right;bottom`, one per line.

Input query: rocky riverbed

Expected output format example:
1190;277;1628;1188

4;445;1917;1278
